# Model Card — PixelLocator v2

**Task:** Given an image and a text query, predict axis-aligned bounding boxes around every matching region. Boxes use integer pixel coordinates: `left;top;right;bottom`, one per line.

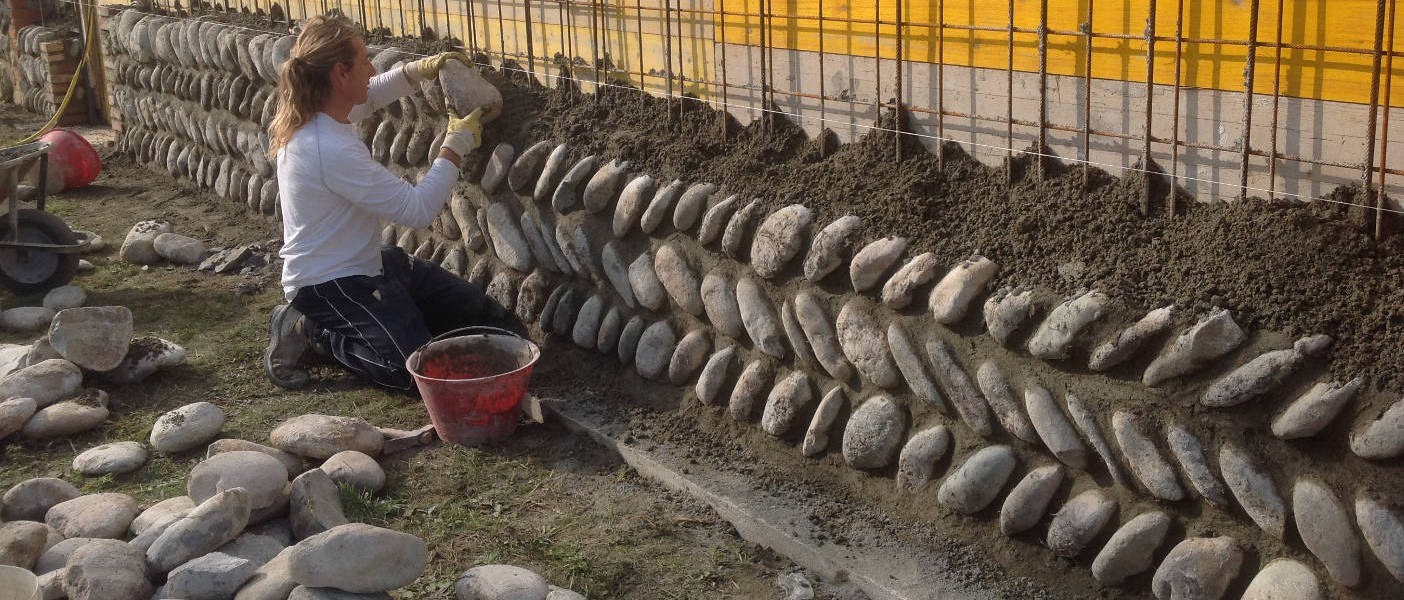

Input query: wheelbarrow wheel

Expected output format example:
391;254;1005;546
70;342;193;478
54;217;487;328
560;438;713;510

0;209;80;295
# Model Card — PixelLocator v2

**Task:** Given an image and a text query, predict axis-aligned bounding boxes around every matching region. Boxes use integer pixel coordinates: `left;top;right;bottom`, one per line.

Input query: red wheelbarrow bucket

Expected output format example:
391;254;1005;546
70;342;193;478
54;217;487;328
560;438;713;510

406;326;540;446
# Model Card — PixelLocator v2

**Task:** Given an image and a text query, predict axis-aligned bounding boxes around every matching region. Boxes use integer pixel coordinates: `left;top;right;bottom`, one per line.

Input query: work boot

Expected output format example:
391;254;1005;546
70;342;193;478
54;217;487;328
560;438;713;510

264;303;313;389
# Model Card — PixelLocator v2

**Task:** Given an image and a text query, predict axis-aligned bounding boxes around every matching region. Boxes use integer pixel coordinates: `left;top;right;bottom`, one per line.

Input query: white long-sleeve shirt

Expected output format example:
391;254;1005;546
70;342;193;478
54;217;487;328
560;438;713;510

277;69;458;299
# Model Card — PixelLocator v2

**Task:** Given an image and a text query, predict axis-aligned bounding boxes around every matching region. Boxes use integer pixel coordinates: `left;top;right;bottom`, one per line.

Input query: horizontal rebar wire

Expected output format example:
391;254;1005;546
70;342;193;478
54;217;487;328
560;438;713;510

91;5;1404;216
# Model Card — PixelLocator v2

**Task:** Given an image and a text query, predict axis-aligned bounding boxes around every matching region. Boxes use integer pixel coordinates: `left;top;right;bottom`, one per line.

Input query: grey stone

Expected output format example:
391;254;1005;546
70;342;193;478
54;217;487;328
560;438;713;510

188;451;290;513
803;387;846;457
595;307;623;353
836;300;899;388
671;183;718;232
1151;537;1242;600
539;222;573;276
120;220;173;265
49;307;135;372
924;340;994;437
803;216;861;283
896;426;952;492
1293;478;1359;586
22;394;110;439
131;497;196;537
217;532;286;567
750;204;812;278
612;175;657;237
2;307;54;332
36;537;100;575
539;285;567;333
43;286;87;312
927;255;998;324
1091;511;1172;585
550;288;581;338
1066;394;1130;487
668;330;711;386
582;158;630;214
233;547;297;600
0;397;37;440
1165;423;1230;509
640;180;685;234
485;203;534;273
532;144;571;203
507;141;554;194
147;488;252;574
37;568;64;600
1024;385;1087;470
599;242;636;308
736;277;786;358
1047;489;1116;558
722;197;762;258
519;215;557;275
696;195;740;245
700;270;746;339
760;371;813;436
450;194;483;252
208;440;304;479
1027;290;1108;360
654;244;704;316
153;233;207;265
1203;334;1332;408
695;347;737;406
269;415;383;459
975;362;1039;443
849;237;907;292
1350;396;1404;460
779;300;818;369
46;493;139;539
728;360;774;421
794;293;853;381
150;402;226;454
1112;412;1185;502
286;524;427;593
571;295;605;350
886;322;945;412
546;586;586;600
628;252;666;311
842;396;905;469
551;156;596;213
984;287;1036;346
288;586;390;600
1088;305;1176;371
881;252;941;310
319;451;385;494
72;441;149;475
165;552;257;600
1272;378;1364;439
0;358;81;407
438;60;502;123
617;316;646;365
0;520;48;570
634;320;676;380
1219;442;1286;539
1143;309;1246;387
999;465;1065;536
455;564;548;600
1241;559;1323;600
289;470;347;542
1356;496;1404;583
63;539;153;600
937;445;1016;514
515;271;553;324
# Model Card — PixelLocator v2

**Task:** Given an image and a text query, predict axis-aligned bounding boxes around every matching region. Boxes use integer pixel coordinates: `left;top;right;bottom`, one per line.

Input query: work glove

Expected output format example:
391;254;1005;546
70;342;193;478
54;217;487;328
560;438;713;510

441;107;484;158
404;51;473;83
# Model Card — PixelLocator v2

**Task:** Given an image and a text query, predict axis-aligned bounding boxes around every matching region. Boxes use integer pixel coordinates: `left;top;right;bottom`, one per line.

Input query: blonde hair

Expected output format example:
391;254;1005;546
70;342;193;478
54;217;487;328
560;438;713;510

267;15;361;157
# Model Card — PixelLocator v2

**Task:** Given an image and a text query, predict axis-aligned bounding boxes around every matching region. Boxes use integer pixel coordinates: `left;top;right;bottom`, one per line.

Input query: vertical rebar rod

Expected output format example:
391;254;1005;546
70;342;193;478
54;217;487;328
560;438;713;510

936;0;944;170
590;0;601;101
818;0;826;132
523;0;536;86
562;0;574;98
1142;0;1156;215
1082;0;1094;189
664;0;675;127
634;0;644;102
1364;0;1388;228
1238;0;1260;199
1267;0;1284;200
676;0;686;121
1006;0;1014;187
1037;0;1048;180
895;0;903;161
466;0;478;53
760;0;770;132
875;0;883;131
1169;0;1184;215
496;0;506;68
718;0;729;139
557;0;567;77
1377;0;1396;238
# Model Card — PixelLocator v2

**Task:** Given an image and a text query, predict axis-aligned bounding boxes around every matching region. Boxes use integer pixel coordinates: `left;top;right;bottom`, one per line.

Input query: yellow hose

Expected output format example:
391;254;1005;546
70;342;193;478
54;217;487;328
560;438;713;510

7;0;98;146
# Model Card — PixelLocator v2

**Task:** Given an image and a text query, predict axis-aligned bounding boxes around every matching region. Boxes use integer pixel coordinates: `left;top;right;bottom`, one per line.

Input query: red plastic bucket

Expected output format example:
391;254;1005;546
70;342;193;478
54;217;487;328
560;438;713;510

37;129;100;192
406;326;540;446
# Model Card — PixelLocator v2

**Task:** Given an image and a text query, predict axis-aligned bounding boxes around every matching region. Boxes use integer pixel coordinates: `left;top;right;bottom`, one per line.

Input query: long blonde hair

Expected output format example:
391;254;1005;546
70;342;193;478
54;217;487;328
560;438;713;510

267;15;361;157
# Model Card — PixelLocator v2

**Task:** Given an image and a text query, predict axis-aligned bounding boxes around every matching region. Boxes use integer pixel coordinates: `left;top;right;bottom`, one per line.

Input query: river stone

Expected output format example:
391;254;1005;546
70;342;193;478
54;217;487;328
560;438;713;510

975;362;1039;443
289;587;391;600
488;271;521;312
760;372;813;436
439;59;502;122
1219;442;1286;539
634;320;676;380
1152;537;1242;600
617;316;646;365
938;445;1016;514
654;244;704;316
1066;394;1130;488
1088;305;1176;371
72;441;148;475
1292;478;1359;586
0;520;47;570
506;141;554;194
22;394;110;439
736;277;786;358
1112;412;1185;502
896;426;952;492
880;252;940;310
887;322;945;412
219;532;286;567
1027;290;1108;360
629;252;666;311
485;203;534;273
668;330;711;386
520;216;557;274
695;347;737;405
571;295;605;349
551;288;582;338
165;552;257;600
999;465;1064;536
188;451;290;513
700;270;746;339
728;360;774;421
515;271;552;324
803;215;862;282
596;307;623;353
289;469;347;542
36;537;101;575
153;233;206;265
120;220;173;265
4;310;56;332
582;158;630;213
320;451;385;494
64;539;153;600
1272;378;1364;439
551;155;596;213
1350;396;1404;460
599;243;637;308
131;497;196;537
925;340;994;437
49;306;135;371
46;493;139;539
1047;489;1116;558
671;183;717;232
1164;423;1230;509
455;564;548;600
1;358;81;407
1024;385;1087;470
1241;559;1323;600
842;396;905;469
984;287;1035;346
696;195;740;245
1203;334;1332;408
150;401;226;454
4;478;80;522
750;204;812;278
836;300;899;388
147;488;252;574
208;440;304;479
802;387;847;457
1091;511;1172;585
286;524;427;593
539;223;573;276
532;144;570;203
234;547;298;600
612;175;657;237
480;144;514;192
640;179;685;234
539;285;567;333
0;397;36;439
43;286;86;312
269;415;383;459
1143;309;1246;386
927;255;998;324
849;237;908;292
1356;496;1404;583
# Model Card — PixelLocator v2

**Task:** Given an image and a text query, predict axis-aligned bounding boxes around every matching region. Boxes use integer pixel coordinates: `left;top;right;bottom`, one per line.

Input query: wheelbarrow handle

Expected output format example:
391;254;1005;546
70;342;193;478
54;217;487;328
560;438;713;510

425;325;525;345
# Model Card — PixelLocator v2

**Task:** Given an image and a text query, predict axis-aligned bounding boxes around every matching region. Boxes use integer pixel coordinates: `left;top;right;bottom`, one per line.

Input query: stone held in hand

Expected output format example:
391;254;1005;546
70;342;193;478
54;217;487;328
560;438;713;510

270;414;384;459
49;306;135;371
286;523;428;593
72;441;149;475
150;401;226;454
439;59;503;123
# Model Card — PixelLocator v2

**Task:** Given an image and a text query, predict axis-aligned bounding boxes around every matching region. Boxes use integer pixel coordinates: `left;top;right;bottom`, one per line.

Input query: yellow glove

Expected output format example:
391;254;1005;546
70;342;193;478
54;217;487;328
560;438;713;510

441;107;484;157
404;51;473;83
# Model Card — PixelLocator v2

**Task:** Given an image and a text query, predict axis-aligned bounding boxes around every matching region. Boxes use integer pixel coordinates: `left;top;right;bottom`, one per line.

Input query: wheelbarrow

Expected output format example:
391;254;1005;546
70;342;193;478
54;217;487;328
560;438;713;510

0;141;92;294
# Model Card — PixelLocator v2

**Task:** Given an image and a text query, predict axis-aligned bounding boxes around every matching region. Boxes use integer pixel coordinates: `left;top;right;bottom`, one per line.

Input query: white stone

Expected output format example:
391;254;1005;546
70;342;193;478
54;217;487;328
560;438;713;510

886;322;945;413
218;532;286;567
208;439;304;479
1027;290;1108;360
1143;309;1246;387
928;256;999;324
1091;511;1172;585
836;300;899;388
1356;496;1404;583
780;300;817;368
131;497;196;537
269;415;383;459
599;242;636;308
1151;537;1242;600
628;252;666;311
519;215;557;275
842;396;905;469
150;401;226;454
286;524;427;593
634;320;676;380
22;394;110;439
1165;423;1230;509
695;195;740;245
102;336;187;385
551;156;596;213
1;306;54;332
849;237;907;292
234;546;298;600
640;180;685;234
582;158;630;214
0;520;48;571
728;360;773;420
975;362;1039;443
532;144;570;204
46;493;139;539
1046;489;1116;558
289;469;347;541
479;143;515;193
1112;411;1185;502
1293;478;1360;586
1350;396;1404;460
0;358;81;407
3;478;80;522
570;295;605;349
803;387;846;457
667;330;711;386
1272;378;1363;439
760;372;812;436
671;183;717;232
0;396;37;440
153;233;206;265
35;537;100;575
1241;559;1323;600
146;488;253;574
1066;394;1130;488
507;141;554;194
895;426;951;492
63;539;154;600
880;252;941;310
1024;384;1087;470
120;219;173;265
72;441;148;475
736;277;786;358
983;287;1035;346
612;175;656;237
42;286;86;312
455;564;548;600
617;316;646;365
485;203;534;273
695;347;737;405
793;293;853;381
595;306;623;353
49;306;134;371
188;451;290;513
288;586;390;600
802;215;861;282
439;60;502;125
1202;334;1331;408
1088;305;1175;371
937;445;1016;514
750;204;813;278
653;244;703;316
999;464;1064;536
1219;442;1286;539
700;270;746;339
165;552;257;600
320;451;385;493
720;199;762;259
